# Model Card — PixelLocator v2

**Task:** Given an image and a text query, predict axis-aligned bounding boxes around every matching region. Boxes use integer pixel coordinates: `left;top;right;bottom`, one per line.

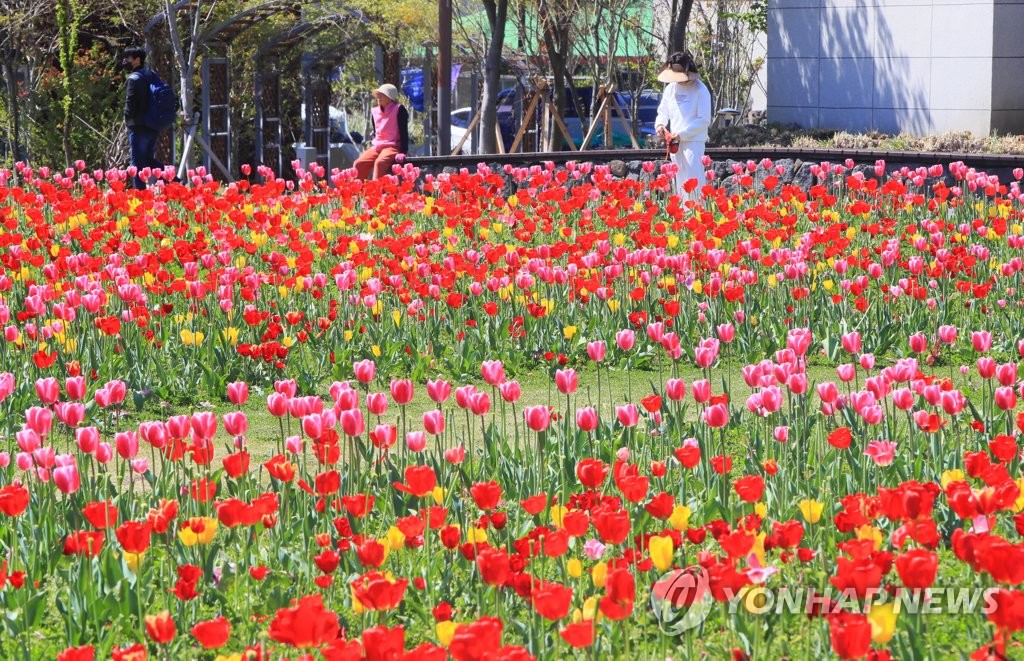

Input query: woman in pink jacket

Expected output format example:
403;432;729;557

354;84;410;180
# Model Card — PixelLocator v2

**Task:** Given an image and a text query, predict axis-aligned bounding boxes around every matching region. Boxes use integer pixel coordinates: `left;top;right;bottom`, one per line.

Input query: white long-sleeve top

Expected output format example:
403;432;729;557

655;79;712;144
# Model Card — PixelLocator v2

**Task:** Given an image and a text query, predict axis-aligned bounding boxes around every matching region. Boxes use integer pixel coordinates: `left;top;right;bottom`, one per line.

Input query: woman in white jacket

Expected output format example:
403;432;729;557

654;52;712;202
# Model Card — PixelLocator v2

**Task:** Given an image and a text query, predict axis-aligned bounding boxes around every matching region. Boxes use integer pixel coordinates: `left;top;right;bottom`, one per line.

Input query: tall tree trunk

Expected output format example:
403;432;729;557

2;52;22;163
480;0;507;154
668;0;694;55
539;0;572;151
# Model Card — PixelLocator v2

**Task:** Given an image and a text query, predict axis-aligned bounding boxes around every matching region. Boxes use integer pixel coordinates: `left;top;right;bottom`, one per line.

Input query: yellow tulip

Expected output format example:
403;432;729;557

387;526;406;551
855;524;883;551
432;487;446;505
649;535;674;572
592;562;608;589
436;621;458;646
868;602;897;644
1013;478;1024;513
754;502;767;518
941;469;965;490
668;505;691;531
563;325;577;340
469;527;488;544
567;558;582;578
123;551;144;573
798;499;824;524
550;505;567;528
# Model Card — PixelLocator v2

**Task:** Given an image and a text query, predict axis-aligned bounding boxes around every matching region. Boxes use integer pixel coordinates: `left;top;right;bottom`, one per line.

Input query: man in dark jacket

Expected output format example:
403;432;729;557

122;46;164;189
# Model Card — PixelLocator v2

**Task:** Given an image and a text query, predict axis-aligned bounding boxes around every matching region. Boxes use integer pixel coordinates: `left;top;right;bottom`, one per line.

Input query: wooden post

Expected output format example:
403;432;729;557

451;109;482;156
580;93;611;152
508;91;541;154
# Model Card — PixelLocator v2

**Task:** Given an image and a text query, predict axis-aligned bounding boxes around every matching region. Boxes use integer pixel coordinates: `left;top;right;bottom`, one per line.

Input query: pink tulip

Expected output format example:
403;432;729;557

615;329;636;351
977;357;996;380
0;452;8;468
427;379;452;404
717;323;735;343
227;381;249;405
16;453;32;471
841;332;861;355
692;379;712;404
616;447;631;462
340;409;365;437
859;354;876;371
106;380;127;405
353;359;376;383
65;376;86;401
223;411;248;437
469;391;491;416
423;409;446;436
406;431;427;452
285;435;303;454
95;443;113;464
760;386;783;413
498;381;522;403
702;403;730;428
576;407;599;432
816;381;839;404
786;328;812;357
971;331;992;352
861;405;884;425
908;333;928;354
371;424;397;449
480;360;506;386
0;373;14;402
646;322;665;343
996;363;1018;386
615;404;639;428
837;364;857;382
455;385;477;409
76;426;99;454
25;407;53;437
302;414;323;440
274;379;298;398
334;388;359;411
787;374;808;395
555;369;578;395
16;429;40;453
587;341;607;362
366;393;388;415
444;446;466;464
773;426;789;443
864;440;897;466
267;393;289;417
161;417;187;443
524;405;551;432
191;412;217;441
938;325;958;344
35;377;60;405
53;462;80;494
329;381;351;403
390;379;414;405
55;402;85;428
665;378;687;401
892;388;915;410
115;431;139;459
996;386;1018;411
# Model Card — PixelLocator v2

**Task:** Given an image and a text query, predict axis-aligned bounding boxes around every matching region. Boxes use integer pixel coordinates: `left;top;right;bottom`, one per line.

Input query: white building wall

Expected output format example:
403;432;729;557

767;0;1024;136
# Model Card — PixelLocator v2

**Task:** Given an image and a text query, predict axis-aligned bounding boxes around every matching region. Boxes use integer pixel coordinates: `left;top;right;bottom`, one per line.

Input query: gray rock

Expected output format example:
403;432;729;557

608;160;628;178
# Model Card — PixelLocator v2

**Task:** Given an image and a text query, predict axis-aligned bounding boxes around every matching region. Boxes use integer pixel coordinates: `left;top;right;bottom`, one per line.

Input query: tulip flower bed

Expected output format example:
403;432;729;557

3;157;1024;660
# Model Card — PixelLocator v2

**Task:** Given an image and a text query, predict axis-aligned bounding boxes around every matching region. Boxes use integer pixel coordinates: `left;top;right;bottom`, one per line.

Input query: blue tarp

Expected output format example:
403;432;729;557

401;66;461;112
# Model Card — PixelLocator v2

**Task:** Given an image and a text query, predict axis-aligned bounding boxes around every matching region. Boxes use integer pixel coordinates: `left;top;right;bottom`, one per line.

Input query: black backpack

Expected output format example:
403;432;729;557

133;70;177;131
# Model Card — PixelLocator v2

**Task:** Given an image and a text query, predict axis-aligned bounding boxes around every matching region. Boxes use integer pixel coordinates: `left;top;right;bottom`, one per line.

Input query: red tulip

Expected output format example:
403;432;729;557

191;616;230;649
144;611;176;644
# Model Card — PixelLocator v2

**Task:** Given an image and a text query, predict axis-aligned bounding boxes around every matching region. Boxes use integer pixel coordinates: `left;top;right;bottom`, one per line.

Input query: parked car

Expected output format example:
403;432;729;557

450;88;518;154
621;89;662;145
559;86;637;149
